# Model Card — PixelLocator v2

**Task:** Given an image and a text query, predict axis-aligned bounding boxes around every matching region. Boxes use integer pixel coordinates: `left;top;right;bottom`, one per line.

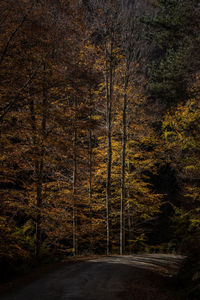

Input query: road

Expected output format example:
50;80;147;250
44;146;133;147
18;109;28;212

0;254;183;300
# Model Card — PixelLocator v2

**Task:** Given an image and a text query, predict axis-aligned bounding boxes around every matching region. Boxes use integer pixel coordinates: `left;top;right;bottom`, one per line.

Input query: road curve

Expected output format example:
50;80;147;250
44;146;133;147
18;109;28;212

0;254;183;300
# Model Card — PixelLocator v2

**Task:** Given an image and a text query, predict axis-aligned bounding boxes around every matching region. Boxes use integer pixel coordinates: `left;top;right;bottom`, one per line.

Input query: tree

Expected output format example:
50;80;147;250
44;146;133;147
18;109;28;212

146;0;200;107
0;0;100;265
162;74;200;251
119;0;146;255
82;0;123;254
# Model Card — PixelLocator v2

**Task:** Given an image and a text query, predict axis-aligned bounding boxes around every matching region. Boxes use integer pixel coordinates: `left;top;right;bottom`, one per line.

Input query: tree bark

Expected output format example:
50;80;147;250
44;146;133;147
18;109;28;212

127;122;132;254
106;41;113;255
35;160;43;258
72;100;77;256
35;62;47;258
120;62;129;255
89;127;93;254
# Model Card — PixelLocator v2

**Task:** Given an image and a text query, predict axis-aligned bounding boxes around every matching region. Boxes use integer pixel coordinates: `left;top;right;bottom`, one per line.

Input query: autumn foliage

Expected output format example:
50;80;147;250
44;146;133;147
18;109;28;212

0;1;200;292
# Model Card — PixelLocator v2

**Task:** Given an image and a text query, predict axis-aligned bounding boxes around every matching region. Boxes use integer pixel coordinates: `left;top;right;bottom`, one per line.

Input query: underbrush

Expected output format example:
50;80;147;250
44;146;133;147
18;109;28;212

176;254;200;300
173;236;200;300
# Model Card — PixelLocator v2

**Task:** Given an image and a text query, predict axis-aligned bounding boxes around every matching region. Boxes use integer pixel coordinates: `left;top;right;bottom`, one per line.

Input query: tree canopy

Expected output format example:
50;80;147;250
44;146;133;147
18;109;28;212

1;2;200;296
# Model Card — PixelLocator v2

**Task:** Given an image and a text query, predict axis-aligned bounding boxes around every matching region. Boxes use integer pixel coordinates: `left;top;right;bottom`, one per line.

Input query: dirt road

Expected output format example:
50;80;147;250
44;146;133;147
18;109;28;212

0;254;183;300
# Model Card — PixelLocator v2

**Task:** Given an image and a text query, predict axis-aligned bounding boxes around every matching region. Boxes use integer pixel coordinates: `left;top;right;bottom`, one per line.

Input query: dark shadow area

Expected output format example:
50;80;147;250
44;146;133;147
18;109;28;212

0;255;183;300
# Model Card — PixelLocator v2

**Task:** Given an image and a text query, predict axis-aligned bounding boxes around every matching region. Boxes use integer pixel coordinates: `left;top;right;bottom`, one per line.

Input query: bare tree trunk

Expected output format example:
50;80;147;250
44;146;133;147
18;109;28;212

106;40;113;255
126;122;132;254
120;79;127;254
72;99;77;256
35;160;43;258
88;89;93;254
127;201;132;254
35;62;47;258
72;129;77;256
29;97;41;258
120;63;130;255
89;127;93;254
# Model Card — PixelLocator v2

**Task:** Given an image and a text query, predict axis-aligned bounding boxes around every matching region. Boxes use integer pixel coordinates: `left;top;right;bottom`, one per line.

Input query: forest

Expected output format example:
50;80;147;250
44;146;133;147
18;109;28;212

0;0;200;296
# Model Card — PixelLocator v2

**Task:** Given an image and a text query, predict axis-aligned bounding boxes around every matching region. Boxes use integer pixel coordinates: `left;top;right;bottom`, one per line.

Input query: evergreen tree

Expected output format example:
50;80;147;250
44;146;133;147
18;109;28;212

146;0;200;106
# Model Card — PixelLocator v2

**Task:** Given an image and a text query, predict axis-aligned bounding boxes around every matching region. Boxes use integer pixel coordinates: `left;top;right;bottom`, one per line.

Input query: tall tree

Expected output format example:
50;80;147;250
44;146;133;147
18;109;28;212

82;0;122;254
119;0;144;255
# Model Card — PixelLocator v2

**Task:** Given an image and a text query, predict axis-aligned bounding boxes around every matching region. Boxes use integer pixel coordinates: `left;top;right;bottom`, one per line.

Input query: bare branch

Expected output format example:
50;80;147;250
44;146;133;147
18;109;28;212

0;3;33;65
0;59;44;123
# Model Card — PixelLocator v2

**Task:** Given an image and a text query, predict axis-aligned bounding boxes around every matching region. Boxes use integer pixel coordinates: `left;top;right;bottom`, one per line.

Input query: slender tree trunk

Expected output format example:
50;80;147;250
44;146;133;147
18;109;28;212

72;100;77;256
35;62;47;258
35;160;43;258
120;82;127;254
120;60;130;255
29;97;42;258
106;41;113;255
72;129;77;256
89;127;93;254
127;122;132;254
127;201;132;254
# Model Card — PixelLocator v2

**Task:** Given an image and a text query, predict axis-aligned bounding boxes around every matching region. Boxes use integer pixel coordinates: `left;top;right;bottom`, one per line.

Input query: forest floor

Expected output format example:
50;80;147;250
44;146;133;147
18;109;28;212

0;254;185;300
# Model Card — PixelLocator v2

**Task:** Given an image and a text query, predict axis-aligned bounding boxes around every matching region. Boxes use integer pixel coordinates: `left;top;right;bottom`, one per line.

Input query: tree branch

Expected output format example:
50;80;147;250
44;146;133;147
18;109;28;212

0;3;33;65
0;60;44;123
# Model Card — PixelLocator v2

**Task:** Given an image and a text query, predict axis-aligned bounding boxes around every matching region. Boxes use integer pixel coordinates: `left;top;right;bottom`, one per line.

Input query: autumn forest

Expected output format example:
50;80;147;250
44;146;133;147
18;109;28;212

1;0;200;290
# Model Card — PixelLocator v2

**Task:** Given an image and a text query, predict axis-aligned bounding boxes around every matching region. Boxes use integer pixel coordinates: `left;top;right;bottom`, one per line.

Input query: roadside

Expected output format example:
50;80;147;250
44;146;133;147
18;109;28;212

120;262;185;300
